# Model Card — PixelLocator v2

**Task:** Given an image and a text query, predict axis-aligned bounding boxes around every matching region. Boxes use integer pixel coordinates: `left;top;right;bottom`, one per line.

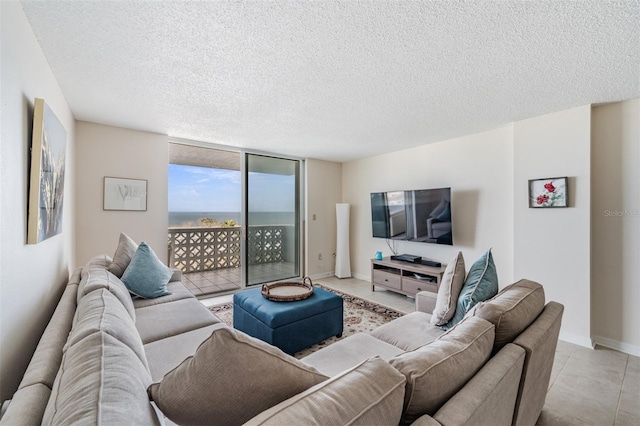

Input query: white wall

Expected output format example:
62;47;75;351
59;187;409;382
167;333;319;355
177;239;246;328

513;105;592;347
591;99;640;355
305;159;342;278
342;126;515;286
0;1;76;401
75;121;168;267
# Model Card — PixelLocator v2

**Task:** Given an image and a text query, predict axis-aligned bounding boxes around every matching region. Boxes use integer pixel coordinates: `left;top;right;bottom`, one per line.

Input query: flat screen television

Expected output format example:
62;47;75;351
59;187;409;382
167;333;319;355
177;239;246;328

371;187;452;245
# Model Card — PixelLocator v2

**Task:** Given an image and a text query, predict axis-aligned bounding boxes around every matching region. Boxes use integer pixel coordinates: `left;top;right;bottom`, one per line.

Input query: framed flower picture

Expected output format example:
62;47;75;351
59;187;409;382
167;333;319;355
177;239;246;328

529;177;568;208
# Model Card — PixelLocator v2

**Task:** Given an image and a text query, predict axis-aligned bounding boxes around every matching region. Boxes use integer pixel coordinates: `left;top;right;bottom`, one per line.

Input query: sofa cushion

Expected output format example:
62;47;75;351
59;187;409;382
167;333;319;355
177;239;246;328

67;289;148;368
430;252;466;326
77;267;136;321
148;324;328;426
135;297;221;344
84;254;112;269
444;249;498;329
42;332;160;426
121;242;172;299
370;312;445;351
107;232;138;278
389;316;495;425
132;280;194;309
301;332;404;377
144;323;221;382
465;279;545;353
245;357;406;426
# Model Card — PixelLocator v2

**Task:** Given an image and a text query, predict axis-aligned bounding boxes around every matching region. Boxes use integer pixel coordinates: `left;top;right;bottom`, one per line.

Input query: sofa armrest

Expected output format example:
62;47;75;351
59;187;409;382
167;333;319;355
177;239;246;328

170;269;182;282
415;291;437;314
432;343;526;426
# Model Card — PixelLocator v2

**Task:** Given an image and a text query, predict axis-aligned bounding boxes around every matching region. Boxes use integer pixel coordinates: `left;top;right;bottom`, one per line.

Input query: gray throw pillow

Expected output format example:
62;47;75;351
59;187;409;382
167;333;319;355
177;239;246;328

107;233;138;278
148;324;328;426
430;252;465;326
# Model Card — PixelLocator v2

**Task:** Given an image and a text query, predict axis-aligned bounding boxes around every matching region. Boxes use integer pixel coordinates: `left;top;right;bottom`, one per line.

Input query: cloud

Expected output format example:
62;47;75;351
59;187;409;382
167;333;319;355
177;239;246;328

181;189;200;197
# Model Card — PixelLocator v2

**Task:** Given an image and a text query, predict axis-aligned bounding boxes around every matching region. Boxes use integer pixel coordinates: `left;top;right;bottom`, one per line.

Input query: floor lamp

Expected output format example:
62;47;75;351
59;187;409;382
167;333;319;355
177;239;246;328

335;203;351;278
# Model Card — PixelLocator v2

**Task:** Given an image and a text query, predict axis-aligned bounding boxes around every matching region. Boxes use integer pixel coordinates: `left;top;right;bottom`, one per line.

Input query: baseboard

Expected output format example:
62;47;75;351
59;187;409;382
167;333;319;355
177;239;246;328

308;272;334;281
312;271;370;282
353;272;369;282
591;335;640;357
559;331;593;349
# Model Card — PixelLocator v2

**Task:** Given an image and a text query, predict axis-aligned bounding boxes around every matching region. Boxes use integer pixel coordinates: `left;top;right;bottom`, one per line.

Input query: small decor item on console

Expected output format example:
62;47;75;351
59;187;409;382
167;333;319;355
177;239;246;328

261;277;314;302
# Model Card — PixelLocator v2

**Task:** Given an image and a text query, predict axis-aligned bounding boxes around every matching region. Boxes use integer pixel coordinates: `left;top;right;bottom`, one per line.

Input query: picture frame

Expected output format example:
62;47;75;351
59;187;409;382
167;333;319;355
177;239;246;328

103;177;148;211
528;177;568;208
27;98;67;244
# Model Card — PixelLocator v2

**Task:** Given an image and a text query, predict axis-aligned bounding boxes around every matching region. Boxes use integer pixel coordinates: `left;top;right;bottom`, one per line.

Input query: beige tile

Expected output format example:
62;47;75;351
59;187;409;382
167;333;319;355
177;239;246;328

561;347;627;385
618;368;640;419
536;408;588;425
544;369;621;425
615;409;640;426
626;354;640;375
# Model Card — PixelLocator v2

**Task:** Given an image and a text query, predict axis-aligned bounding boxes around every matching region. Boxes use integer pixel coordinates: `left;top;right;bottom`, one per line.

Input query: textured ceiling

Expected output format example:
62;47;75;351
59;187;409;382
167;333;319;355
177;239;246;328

20;1;640;162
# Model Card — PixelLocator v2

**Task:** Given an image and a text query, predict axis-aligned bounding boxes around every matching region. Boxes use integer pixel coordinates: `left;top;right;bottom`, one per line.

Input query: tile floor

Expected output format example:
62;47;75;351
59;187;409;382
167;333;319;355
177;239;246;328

182;269;241;297
183;261;296;297
202;275;640;425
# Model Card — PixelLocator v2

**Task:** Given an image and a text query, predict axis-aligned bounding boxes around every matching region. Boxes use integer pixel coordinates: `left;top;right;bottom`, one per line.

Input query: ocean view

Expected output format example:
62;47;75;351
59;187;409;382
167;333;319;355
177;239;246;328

169;211;295;227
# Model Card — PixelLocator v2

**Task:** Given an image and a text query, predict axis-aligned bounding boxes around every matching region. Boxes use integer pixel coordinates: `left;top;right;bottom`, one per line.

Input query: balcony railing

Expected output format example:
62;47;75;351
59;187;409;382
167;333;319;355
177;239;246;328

168;225;293;273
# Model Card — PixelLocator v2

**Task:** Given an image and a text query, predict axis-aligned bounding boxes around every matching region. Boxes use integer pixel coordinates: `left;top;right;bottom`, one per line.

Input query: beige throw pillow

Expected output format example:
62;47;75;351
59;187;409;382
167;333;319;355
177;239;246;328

107;232;138;278
390;316;495;425
465;279;545;353
430;252;466;325
148;324;328;426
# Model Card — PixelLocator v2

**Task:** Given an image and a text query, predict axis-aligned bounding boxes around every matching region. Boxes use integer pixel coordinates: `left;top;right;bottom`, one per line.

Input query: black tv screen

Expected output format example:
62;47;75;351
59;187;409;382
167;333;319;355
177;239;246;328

370;187;452;245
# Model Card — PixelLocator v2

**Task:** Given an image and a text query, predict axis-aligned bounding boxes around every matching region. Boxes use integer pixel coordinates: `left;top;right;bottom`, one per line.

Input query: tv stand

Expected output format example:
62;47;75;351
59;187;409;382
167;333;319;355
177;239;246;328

371;257;445;298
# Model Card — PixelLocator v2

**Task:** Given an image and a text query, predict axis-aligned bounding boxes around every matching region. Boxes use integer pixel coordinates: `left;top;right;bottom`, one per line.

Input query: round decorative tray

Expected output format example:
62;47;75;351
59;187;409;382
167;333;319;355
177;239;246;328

261;277;314;302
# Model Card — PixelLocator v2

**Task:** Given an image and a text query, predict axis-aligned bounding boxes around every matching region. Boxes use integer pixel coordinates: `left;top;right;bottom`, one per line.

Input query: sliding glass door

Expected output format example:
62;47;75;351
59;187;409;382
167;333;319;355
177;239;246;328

244;154;301;286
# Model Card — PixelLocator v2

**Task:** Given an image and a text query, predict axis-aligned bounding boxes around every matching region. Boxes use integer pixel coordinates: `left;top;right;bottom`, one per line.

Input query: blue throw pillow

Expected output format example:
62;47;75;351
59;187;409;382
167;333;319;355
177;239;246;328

121;242;172;299
442;249;498;330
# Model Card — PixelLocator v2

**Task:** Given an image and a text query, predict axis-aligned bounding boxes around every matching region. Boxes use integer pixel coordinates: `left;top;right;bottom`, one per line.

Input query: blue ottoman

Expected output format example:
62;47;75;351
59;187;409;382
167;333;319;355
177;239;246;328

233;286;343;354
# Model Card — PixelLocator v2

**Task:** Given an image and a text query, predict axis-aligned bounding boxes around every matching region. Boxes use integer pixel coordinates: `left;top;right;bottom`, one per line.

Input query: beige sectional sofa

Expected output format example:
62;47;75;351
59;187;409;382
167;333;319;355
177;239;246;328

0;254;563;426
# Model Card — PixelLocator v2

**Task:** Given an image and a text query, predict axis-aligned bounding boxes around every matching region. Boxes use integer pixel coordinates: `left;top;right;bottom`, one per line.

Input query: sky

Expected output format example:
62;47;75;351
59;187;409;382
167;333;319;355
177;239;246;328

168;164;295;212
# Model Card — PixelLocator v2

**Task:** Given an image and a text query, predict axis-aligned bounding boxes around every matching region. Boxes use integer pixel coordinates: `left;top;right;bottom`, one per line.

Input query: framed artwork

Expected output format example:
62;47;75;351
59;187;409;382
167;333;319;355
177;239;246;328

103;177;148;211
529;177;568;208
27;98;67;244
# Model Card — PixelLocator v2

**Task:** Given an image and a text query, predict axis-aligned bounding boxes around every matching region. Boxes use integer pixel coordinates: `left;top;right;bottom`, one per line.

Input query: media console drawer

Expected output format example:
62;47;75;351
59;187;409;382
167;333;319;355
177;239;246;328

402;278;438;295
372;270;401;290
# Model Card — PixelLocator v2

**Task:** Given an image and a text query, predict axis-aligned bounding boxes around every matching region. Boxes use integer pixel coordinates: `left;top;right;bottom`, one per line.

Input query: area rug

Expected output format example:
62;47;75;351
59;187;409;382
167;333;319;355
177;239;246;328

207;284;405;358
